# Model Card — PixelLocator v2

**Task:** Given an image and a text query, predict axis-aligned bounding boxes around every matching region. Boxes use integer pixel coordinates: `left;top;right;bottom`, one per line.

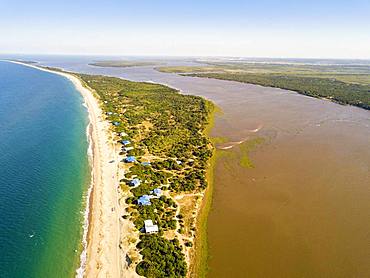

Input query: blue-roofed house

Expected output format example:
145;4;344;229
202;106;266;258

153;188;162;197
121;140;131;145
125;156;136;163
138;195;151;206
129;178;141;187
112;121;120;126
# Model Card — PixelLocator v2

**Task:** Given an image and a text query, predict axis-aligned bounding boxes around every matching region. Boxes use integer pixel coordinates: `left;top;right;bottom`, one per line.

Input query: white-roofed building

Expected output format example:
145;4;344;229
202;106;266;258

144;220;159;234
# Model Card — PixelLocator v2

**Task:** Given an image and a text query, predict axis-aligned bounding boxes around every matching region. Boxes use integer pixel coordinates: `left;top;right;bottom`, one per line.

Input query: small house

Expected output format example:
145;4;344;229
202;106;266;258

141;162;151;166
112;121;120;126
120;132;128;137
176;160;182;165
153;188;162;197
125;156;136;163
144;220;159;234
129;178;141;187
138;195;151;206
122;146;134;152
106;112;113;115
121;140;131;146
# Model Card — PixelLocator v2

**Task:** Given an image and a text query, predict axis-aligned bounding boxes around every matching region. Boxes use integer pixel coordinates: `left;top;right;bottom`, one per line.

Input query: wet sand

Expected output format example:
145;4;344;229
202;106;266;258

38;61;370;278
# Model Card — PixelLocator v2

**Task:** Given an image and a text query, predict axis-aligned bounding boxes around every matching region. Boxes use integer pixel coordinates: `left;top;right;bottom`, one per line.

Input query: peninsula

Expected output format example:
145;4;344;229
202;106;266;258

19;63;215;277
75;73;214;277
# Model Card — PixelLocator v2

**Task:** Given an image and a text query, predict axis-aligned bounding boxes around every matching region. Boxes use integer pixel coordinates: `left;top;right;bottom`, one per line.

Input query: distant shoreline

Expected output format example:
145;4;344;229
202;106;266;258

154;65;370;111
89;61;159;68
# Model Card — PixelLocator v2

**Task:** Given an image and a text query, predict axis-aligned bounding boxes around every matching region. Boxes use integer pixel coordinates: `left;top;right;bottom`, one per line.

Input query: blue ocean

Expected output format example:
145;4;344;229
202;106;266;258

0;61;90;277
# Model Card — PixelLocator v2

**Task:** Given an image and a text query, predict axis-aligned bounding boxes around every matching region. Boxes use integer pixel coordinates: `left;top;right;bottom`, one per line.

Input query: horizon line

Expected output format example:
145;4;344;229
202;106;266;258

1;52;370;61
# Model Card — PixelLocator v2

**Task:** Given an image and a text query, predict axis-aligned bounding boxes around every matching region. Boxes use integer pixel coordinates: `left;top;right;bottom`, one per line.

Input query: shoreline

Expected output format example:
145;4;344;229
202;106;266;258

5;61;123;277
190;104;219;277
183;74;370;111
75;121;94;277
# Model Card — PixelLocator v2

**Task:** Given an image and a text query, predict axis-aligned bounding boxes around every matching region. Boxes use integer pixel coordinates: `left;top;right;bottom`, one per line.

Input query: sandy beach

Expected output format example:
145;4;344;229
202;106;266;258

7;61;138;277
66;72;121;277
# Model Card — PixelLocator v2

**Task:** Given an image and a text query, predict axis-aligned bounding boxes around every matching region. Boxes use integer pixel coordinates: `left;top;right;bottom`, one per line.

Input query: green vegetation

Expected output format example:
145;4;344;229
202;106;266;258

156;62;370;110
156;66;220;73
189;105;218;278
239;138;265;169
76;73;214;277
136;235;187;278
130;196;177;231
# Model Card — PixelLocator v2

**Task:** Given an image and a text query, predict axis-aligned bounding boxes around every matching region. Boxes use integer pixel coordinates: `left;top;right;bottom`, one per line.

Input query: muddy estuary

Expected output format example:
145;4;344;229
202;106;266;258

39;58;370;277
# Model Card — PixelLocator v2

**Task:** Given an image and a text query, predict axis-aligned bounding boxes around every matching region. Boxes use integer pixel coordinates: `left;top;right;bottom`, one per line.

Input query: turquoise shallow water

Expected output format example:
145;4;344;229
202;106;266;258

0;62;90;277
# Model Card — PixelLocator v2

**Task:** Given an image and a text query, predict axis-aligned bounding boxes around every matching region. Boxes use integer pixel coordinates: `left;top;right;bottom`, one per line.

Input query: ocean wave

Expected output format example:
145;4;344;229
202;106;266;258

75;122;94;277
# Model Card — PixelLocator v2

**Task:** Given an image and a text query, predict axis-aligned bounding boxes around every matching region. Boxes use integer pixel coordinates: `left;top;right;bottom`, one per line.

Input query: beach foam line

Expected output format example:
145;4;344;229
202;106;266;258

75;122;94;277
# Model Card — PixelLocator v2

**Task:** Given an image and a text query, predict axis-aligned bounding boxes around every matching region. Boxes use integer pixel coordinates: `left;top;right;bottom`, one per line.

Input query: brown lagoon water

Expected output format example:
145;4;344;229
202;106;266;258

26;57;370;277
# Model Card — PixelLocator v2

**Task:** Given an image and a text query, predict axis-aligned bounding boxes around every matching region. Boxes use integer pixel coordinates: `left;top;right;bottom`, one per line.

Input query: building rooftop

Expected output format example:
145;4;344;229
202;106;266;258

138;195;151;206
153;188;162;196
122;146;134;152
121;140;131;145
144;220;153;226
144;219;159;233
130;178;141;187
125;156;136;163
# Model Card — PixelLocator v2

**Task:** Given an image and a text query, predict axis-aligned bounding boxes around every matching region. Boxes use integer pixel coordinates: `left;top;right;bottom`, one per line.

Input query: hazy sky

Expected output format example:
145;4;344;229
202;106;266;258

1;0;370;59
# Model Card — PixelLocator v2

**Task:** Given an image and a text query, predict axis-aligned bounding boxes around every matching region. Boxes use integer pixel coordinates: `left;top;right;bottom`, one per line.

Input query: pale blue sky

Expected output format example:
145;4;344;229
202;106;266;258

1;0;369;58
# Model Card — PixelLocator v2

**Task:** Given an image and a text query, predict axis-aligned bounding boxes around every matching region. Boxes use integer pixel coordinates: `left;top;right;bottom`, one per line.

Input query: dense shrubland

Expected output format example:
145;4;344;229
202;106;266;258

78;73;214;277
